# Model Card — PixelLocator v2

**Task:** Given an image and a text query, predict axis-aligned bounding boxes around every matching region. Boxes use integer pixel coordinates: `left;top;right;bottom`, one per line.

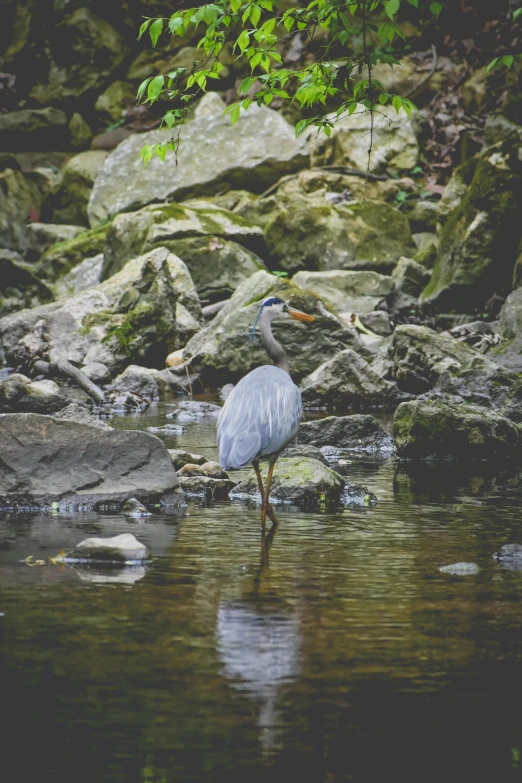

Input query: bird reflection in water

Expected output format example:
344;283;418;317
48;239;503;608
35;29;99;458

216;532;301;753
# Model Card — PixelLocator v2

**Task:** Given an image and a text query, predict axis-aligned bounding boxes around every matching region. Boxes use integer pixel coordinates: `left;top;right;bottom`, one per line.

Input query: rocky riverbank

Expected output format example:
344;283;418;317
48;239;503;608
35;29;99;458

1;2;522;511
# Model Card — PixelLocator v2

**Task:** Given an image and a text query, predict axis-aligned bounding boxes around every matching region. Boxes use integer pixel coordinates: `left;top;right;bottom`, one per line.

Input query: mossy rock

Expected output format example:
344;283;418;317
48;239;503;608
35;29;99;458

0;168;42;254
421;136;522;311
264;195;414;275
37;222;110;282
394;400;522;459
231;456;344;508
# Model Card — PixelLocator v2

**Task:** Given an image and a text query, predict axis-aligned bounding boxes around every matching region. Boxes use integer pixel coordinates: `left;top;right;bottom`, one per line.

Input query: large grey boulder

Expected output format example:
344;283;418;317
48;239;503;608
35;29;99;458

393;400;522;459
292;270;395;315
421;136;522;310
88;98;309;226
298;415;393;453
53;253;104;299
173;270;370;386
0;413;183;510
300;348;404;409
230;456;344;507
0;247;201;375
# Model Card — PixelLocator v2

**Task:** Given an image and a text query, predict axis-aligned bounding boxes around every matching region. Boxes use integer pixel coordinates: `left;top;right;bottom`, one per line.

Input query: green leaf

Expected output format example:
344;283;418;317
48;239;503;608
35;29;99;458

149;18;163;47
147;74;164;102
237;29;250;53
230;0;241;12
429;2;443;18
155;143;167;162
283;15;294;32
250;5;261;27
137;77;152;101
230;104;241;125
295;119;308;136
502;54;515;68
406;0;419;5
164;111;176;129
485;57;499;73
385;0;400;19
138;19;151;40
140;145;153;166
168;16;184;34
514;7;522;19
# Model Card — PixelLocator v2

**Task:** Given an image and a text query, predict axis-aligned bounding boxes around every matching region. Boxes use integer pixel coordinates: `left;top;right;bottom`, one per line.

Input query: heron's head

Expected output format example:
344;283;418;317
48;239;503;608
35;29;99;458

249;296;314;340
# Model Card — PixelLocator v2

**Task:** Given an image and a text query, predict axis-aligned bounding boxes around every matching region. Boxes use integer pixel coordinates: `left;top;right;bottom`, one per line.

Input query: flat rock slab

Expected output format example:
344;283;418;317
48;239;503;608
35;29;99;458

61;533;148;565
0;413;181;510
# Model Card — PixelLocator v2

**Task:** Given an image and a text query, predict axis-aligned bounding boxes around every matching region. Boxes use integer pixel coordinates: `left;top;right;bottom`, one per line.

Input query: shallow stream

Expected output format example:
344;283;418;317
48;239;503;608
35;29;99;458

2;401;522;782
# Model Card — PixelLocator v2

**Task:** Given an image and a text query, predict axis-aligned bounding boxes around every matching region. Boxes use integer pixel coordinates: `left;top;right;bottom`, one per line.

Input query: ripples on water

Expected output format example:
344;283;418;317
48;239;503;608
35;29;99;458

1;402;522;782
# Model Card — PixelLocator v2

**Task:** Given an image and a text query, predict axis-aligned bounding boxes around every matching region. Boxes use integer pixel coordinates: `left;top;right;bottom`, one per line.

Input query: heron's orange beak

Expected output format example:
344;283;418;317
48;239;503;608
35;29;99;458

288;307;315;322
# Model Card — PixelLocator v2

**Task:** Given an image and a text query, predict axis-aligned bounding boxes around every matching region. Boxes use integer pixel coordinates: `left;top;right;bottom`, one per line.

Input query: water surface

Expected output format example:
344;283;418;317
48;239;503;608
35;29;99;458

2;402;522;782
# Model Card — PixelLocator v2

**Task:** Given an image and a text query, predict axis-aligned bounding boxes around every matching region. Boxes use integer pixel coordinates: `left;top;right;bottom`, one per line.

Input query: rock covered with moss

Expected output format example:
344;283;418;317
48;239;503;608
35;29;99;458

421;135;522;310
0;247;202;375
263;192;413;276
173;270;369;386
0;374;72;414
102;200;267;299
393;399;522;459
492;287;522;372
36;222;110;282
230;456;345;508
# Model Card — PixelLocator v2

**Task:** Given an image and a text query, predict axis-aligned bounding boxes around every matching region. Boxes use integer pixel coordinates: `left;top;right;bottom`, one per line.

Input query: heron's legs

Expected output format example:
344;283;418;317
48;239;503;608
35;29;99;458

253;460;279;528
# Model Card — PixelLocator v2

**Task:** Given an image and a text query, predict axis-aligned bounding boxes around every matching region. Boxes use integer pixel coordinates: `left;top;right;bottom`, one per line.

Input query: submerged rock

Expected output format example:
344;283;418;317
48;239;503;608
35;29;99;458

340;484;377;507
168;400;221;420
122;498;152;517
88;98;308;225
0;413;182;510
439;562;480;575
393;400;521;460
61;533;148;565
298;415;393;453
177;476;236;500
494;544;522;571
300;348;404;409
230;457;344;508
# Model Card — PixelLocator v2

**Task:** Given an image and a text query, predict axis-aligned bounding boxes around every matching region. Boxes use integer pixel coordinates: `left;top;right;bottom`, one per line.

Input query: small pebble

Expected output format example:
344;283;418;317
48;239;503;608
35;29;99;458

439;562;479;576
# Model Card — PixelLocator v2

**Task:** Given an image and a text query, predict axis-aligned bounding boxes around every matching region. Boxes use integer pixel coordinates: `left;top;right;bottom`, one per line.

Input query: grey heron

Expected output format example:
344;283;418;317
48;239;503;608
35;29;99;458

217;296;315;526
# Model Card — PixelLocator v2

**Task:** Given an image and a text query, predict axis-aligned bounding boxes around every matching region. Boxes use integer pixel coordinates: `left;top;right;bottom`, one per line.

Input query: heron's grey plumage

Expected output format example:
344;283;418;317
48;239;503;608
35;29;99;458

218;365;302;469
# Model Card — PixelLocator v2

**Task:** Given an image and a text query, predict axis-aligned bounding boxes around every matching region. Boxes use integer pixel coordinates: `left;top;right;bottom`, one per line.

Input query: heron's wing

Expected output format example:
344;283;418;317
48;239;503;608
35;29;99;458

217;367;302;469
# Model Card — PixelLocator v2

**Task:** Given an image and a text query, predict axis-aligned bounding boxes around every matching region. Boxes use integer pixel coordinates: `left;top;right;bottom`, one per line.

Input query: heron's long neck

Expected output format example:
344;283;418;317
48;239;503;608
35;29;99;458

259;311;290;375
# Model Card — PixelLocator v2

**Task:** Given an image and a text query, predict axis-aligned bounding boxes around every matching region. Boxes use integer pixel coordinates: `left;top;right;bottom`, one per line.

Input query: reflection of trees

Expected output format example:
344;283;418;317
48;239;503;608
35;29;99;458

217;602;301;752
